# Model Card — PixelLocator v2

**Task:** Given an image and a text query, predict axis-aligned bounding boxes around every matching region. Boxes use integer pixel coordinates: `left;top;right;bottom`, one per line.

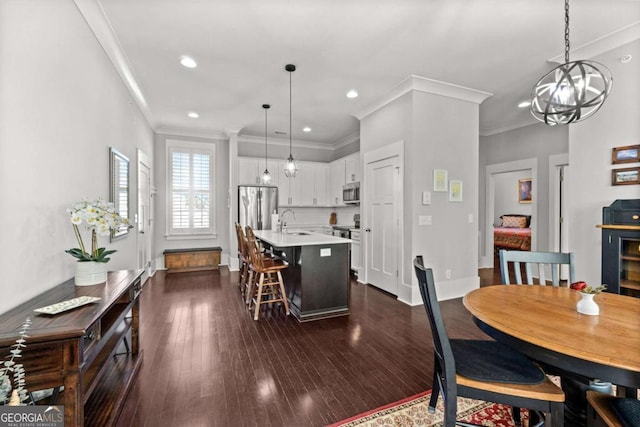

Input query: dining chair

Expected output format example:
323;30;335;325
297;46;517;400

499;249;575;286
235;223;249;295
587;390;640;427
414;256;565;427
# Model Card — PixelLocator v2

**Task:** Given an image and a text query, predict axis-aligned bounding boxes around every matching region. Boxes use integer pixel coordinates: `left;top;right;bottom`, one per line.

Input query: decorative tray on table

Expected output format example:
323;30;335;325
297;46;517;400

34;296;101;315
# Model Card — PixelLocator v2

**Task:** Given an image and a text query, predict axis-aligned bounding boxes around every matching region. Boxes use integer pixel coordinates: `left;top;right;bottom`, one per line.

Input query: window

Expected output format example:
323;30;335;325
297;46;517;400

166;139;216;237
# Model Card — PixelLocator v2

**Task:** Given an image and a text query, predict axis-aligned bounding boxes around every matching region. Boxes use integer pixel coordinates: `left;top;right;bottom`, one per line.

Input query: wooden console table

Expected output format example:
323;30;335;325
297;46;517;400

0;269;143;426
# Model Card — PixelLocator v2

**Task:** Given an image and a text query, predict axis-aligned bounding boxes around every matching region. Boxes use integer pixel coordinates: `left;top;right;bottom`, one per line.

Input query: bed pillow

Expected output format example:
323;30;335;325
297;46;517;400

501;215;528;228
500;214;531;227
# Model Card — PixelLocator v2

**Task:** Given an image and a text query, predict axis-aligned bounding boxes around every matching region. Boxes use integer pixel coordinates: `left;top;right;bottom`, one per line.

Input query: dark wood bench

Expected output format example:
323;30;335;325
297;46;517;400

163;247;222;273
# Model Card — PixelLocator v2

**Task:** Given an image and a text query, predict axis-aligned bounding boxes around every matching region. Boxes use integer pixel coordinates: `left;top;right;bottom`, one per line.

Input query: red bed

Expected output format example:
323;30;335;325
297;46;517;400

494;226;531;251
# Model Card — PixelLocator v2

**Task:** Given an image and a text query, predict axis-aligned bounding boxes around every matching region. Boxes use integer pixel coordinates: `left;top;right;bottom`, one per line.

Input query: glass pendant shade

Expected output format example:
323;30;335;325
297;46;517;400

531;60;612;125
261;104;271;184
530;0;612;126
284;155;297;178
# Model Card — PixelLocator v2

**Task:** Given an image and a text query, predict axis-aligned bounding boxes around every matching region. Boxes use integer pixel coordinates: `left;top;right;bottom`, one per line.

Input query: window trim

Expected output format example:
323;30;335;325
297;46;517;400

165;139;216;237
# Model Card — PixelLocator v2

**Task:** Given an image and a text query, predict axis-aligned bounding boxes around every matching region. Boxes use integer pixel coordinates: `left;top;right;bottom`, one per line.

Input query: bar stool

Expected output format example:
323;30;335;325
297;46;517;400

234;223;248;296
245;232;290;320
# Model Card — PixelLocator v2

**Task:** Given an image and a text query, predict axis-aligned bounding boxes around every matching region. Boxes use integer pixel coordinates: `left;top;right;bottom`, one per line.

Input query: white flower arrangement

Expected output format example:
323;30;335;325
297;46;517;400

66;198;128;263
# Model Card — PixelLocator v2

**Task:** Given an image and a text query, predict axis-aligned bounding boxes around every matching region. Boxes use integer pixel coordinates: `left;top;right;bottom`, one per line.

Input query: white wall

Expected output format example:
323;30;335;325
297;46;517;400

360;87;483;303
154;133;229;263
0;0;154;313
568;39;640;286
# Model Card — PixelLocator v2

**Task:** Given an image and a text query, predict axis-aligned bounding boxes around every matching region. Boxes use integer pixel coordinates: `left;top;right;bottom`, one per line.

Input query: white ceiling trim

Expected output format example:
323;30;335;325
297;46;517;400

352;75;493;121
548;20;640;63
480;118;540;137
238;135;335;151
333;132;360;149
74;0;155;129
156;127;228;141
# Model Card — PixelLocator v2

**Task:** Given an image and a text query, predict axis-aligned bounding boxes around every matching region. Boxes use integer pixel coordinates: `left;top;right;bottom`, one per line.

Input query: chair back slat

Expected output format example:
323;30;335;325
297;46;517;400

499;249;575;286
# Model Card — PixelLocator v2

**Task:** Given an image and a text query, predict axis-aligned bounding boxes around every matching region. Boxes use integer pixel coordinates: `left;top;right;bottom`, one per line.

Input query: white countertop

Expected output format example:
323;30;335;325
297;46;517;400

254;229;351;247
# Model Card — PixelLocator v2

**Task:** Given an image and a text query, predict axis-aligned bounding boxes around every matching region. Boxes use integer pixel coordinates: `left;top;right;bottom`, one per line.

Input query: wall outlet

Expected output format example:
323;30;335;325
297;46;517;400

320;248;331;257
468;213;474;223
445;269;452;279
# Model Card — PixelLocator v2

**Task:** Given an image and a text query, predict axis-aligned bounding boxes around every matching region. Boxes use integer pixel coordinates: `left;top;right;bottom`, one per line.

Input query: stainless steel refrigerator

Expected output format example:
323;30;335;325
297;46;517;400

238;185;278;230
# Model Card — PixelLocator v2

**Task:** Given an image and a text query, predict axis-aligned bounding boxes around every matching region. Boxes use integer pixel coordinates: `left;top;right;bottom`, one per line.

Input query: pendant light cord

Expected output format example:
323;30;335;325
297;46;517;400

264;107;268;164
564;0;570;63
289;68;292;157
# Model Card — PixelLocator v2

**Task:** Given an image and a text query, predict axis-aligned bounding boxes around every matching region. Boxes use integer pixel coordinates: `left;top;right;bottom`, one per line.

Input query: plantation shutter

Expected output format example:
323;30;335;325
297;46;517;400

167;141;214;236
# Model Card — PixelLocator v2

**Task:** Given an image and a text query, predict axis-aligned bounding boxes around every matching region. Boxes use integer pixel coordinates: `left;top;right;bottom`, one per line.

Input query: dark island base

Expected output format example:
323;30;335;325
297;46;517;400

265;243;351;322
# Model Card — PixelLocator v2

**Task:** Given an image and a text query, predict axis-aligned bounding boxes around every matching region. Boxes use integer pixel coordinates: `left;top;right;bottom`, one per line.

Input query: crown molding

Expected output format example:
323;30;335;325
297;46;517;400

238;134;335;151
74;0;156;129
156;127;228;141
480;117;540;137
333;132;360;149
548;20;640;64
353;75;493;120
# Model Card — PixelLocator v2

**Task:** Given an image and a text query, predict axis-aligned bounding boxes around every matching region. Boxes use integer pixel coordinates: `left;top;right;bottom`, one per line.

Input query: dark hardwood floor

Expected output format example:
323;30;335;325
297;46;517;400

118;265;502;427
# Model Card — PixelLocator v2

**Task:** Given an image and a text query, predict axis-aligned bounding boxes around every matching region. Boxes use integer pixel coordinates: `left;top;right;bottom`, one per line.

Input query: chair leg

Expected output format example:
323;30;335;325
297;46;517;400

547;401;564;427
277;271;290;316
253;273;265;320
245;269;255;306
511;407;522;426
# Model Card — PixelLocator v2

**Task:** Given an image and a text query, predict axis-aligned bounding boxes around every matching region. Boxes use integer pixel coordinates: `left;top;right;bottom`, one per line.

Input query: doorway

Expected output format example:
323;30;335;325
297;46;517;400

482;158;537;268
137;149;153;280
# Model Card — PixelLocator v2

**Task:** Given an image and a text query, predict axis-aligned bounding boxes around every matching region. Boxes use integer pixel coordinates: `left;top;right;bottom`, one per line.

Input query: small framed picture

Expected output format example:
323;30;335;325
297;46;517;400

518;178;532;204
612;167;640;185
433;169;448;192
449;180;462;202
612;145;640;164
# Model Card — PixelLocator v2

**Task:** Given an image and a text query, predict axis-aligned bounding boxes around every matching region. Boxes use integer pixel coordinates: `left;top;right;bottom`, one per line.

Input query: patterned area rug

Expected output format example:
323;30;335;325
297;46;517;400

328;390;528;427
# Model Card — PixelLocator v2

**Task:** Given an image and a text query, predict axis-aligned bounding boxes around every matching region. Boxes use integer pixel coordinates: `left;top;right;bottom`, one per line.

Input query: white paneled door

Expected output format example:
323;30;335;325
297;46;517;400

365;155;399;295
138;150;152;279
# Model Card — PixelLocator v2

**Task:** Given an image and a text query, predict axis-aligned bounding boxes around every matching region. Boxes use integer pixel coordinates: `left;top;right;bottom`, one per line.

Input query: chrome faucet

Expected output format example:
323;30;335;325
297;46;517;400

279;209;296;233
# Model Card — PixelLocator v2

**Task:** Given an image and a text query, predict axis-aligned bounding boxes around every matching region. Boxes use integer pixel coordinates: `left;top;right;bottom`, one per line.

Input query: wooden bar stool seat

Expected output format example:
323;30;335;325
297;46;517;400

245;232;290;320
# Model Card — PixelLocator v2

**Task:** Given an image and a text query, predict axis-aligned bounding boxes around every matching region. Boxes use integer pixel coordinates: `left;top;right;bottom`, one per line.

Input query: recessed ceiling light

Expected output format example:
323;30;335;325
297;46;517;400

188;111;199;118
518;101;531;108
180;56;197;68
346;89;358;99
303;126;311;132
621;54;632;64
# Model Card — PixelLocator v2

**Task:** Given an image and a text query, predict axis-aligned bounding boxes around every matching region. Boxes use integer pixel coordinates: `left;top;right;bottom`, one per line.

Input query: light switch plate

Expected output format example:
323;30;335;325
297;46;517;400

422;191;431;205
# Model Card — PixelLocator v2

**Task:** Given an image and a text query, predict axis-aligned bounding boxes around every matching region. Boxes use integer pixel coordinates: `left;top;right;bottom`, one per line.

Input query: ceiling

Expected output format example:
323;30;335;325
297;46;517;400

88;0;640;146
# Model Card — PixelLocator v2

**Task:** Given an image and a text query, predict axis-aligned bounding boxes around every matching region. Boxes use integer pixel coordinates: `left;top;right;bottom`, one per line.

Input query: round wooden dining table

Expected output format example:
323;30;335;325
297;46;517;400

464;285;640;426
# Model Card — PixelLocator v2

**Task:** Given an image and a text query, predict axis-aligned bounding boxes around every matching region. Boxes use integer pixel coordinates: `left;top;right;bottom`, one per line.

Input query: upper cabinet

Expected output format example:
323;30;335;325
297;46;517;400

238;154;358;207
238;157;279;187
344;154;360;183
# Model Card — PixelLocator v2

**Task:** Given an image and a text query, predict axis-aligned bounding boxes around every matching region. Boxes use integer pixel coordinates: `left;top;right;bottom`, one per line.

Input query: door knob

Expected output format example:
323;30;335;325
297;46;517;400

365;228;371;232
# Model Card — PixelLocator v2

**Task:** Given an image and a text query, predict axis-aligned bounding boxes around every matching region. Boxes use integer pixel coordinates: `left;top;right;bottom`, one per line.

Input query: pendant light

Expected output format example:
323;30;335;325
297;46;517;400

284;64;298;178
261;104;272;184
530;0;612;126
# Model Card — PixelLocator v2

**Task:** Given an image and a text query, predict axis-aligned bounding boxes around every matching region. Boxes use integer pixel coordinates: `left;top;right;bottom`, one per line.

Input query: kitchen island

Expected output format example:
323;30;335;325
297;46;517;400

253;230;351;322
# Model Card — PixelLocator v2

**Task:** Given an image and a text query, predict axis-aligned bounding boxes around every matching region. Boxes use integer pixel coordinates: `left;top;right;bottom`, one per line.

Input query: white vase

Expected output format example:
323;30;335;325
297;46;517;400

75;261;108;286
577;292;599;315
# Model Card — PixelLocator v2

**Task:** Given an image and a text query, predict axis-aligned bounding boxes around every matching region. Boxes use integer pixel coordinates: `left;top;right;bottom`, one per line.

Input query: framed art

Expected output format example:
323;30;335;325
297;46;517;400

449;180;462;202
518;178;532;204
612;167;640;186
612;145;640;164
433;169;448;192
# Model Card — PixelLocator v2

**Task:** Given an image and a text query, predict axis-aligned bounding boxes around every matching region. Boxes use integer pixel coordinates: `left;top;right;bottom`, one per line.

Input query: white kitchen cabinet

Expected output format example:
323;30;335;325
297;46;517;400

328;159;346;206
279;161;329;207
345;154;360;183
238;157;261;185
238;157;279;187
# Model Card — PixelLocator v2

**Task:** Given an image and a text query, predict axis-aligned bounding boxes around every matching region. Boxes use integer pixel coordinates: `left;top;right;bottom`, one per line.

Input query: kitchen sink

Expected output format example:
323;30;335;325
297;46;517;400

286;232;309;236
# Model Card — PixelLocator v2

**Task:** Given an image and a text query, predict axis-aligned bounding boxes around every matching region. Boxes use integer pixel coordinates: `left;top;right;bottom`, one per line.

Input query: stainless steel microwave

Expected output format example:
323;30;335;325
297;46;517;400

343;182;360;204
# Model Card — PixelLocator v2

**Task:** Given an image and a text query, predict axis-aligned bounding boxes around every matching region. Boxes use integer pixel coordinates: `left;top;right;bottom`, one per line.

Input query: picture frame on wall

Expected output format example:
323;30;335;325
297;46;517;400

518;178;532;204
433;169;448;192
612;145;640;164
612;167;640;186
449;180;462;202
